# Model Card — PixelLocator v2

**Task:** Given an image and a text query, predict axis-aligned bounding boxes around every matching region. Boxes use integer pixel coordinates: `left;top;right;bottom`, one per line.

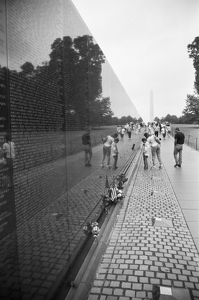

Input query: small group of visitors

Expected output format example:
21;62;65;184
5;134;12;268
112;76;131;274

142;126;185;170
148;122;172;139
81;125;185;172
116;123;133;139
142;132;162;170
116;126;126;139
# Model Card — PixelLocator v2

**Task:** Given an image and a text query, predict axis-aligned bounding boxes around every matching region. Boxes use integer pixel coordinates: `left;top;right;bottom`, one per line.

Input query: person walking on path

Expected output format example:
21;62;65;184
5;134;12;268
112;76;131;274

154;123;159;137
147;133;162;169
142;137;150;170
101;133;118;168
127;123;132;139
116;125;121;137
82;128;92;166
120;127;125;139
166;123;171;137
112;137;119;170
161;125;166;139
174;127;185;167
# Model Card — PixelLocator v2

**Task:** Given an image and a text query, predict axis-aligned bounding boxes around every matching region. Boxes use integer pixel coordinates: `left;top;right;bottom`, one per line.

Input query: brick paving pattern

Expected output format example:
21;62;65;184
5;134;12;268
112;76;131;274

87;155;199;300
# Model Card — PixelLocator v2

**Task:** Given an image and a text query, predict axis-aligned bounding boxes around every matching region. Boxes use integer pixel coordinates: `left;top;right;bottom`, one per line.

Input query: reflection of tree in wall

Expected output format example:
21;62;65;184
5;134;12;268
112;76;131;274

0;67;9;134
4;34;111;132
50;34;109;129
62;35;109;129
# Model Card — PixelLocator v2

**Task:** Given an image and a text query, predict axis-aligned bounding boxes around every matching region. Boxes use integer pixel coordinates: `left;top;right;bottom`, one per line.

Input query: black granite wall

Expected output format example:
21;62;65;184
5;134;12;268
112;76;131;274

0;0;140;298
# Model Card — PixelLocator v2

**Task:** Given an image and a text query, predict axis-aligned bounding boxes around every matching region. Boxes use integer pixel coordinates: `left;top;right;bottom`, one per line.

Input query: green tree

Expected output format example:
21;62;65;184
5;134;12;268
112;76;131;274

187;37;199;94
154;116;160;123
137;117;143;123
183;94;199;123
162;114;179;124
178;115;191;124
20;62;35;75
111;117;119;125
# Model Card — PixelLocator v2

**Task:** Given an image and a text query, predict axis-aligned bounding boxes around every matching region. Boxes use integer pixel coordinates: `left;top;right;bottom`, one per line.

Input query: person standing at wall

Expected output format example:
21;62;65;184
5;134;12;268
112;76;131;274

142;137;150;170
112;137;119;170
101;133;118;168
147;133;162;169
174;127;185;167
82;128;92;167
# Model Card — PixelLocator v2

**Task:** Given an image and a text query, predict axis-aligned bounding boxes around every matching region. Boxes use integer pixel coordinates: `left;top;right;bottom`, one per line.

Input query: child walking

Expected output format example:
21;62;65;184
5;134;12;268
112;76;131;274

112;137;119;170
142;137;150;170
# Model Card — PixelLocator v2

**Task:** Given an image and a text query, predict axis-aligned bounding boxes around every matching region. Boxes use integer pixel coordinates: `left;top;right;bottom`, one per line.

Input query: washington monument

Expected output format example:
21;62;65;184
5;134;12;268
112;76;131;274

149;90;154;122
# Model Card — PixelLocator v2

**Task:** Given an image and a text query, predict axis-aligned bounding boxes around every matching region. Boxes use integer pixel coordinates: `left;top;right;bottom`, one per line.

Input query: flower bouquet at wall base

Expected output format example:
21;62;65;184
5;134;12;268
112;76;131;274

100;193;111;214
116;173;128;190
100;175;125;214
83;221;100;238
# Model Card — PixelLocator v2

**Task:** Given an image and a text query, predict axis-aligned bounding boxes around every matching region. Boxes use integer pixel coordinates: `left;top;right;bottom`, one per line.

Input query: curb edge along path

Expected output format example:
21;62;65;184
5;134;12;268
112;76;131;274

86;150;199;300
64;145;142;300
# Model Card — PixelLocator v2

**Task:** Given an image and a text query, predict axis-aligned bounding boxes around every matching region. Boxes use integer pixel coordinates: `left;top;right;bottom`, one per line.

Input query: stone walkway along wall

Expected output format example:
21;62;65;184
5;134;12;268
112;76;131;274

87;154;199;300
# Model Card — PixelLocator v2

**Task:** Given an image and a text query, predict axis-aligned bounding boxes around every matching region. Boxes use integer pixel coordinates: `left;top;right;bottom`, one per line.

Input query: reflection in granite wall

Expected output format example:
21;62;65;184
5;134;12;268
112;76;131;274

0;0;141;299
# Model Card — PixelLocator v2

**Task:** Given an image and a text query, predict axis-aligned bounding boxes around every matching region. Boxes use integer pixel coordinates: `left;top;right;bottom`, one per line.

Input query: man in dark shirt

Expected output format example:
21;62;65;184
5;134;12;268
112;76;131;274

174;127;185;167
82;128;92;166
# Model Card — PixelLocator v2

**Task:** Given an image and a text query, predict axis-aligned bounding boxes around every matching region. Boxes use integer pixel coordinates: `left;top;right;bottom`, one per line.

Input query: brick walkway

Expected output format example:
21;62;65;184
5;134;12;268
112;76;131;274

87;142;199;300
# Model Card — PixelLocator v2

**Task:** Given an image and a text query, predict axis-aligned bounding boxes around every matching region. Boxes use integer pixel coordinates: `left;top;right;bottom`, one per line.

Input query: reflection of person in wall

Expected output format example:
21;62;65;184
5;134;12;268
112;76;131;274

0;147;7;189
2;133;15;188
82;128;92;167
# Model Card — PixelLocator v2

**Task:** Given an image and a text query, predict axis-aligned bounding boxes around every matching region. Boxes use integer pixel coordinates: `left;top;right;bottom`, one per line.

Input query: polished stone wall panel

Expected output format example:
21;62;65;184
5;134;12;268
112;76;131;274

0;0;141;298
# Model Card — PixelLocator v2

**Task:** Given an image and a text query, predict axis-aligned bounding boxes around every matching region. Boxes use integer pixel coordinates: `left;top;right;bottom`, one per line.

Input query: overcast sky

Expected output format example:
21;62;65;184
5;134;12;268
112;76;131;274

71;0;199;122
